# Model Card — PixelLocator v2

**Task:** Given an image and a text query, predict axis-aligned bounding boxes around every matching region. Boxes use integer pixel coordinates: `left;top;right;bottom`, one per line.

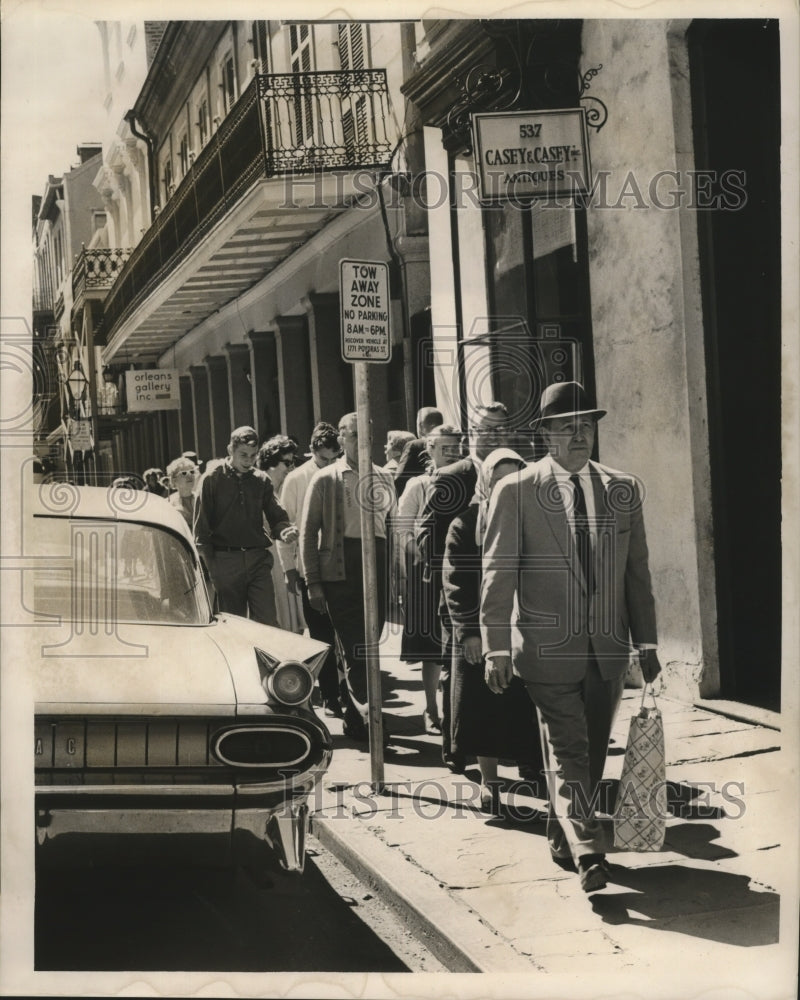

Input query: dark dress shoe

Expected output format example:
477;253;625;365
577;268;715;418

323;700;344;718
444;754;466;774
342;719;368;742
578;854;608;893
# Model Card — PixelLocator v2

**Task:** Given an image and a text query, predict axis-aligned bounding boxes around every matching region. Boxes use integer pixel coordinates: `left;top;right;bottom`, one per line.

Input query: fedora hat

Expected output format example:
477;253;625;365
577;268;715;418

534;381;606;425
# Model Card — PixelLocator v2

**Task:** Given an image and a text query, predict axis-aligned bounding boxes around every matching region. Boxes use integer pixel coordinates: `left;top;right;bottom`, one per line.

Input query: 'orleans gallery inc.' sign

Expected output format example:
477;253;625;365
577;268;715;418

472;108;592;201
124;369;181;411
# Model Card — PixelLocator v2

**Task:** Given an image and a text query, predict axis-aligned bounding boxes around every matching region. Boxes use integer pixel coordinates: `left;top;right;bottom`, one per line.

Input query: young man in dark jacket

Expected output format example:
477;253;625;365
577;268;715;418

195;426;297;625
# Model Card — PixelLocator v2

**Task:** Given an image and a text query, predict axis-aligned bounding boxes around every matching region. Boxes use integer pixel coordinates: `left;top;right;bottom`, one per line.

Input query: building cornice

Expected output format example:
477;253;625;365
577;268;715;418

134;22;227;139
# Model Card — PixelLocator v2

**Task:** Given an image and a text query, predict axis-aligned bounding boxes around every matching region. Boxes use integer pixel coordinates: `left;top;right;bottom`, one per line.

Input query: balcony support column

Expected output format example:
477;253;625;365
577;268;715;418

275;315;313;446
394;235;431;429
141;417;153;476
128;419;143;480
247;330;279;440
205;355;231;457
223;343;253;430
153;412;166;470
113;428;129;479
302;293;354;426
365;365;391;467
164;408;182;466
179;375;194;457
189;364;214;464
150;412;165;471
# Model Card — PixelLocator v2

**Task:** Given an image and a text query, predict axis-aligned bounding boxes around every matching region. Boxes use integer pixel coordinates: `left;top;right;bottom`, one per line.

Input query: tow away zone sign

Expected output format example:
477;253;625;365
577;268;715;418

340;258;391;362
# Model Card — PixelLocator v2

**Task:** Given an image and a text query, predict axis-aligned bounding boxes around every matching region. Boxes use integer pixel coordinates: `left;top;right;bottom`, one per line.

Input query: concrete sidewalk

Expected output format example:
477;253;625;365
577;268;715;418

309;626;794;994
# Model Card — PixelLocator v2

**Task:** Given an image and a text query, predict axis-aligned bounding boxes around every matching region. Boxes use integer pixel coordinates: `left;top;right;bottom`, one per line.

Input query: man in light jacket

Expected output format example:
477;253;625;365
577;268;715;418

300;412;396;742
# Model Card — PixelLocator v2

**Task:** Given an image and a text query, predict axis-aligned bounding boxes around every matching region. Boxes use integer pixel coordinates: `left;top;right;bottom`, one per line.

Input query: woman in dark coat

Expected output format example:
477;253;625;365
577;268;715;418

442;448;543;814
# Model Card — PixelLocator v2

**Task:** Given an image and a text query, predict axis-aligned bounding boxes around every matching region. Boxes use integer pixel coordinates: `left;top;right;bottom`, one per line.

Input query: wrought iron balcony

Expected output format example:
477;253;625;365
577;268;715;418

72;247;132;300
258;70;394;173
102;70;393;346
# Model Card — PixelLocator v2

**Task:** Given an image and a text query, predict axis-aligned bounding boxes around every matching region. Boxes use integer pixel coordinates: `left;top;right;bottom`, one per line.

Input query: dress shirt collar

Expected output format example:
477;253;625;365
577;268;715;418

545;453;591;481
545;454;596;528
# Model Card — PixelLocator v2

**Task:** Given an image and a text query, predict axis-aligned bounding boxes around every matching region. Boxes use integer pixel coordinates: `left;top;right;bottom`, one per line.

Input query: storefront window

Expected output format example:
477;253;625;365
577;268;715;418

480;199;594;447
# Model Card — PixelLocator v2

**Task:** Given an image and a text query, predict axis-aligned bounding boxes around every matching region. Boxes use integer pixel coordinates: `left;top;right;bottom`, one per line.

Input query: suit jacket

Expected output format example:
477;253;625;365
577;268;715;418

480;457;657;683
442;504;482;646
393;438;431;498
415;456;478;614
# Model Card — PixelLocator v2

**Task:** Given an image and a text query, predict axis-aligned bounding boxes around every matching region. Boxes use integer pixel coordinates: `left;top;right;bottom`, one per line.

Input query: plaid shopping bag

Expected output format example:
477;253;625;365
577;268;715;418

613;684;667;851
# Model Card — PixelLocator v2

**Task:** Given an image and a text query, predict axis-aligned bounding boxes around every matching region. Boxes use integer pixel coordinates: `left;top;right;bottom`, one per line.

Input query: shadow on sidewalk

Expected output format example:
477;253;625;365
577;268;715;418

590;863;779;946
662;820;738;860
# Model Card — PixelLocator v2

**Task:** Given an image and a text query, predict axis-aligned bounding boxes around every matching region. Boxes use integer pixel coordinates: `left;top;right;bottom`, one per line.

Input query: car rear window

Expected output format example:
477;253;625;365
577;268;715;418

29;516;212;625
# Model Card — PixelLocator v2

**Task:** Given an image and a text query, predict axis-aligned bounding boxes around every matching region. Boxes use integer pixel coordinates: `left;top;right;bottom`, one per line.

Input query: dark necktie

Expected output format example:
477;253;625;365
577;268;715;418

570;474;593;594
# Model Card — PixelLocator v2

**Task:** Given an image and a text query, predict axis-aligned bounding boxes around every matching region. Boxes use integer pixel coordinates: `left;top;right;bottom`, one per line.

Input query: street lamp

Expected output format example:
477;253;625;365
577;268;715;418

67;360;88;400
66;360;89;414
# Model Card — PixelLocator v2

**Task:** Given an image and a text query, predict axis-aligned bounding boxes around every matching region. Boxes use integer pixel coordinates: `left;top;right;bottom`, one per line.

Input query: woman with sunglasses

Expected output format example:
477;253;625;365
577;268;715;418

257;436;304;634
165;455;200;529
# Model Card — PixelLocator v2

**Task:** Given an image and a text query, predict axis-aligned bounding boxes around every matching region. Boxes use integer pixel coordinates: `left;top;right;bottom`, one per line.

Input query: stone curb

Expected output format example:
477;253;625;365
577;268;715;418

310;810;535;974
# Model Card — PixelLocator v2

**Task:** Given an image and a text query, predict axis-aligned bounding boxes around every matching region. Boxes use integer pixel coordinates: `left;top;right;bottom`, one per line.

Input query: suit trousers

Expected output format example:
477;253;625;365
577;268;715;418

211;548;278;627
322;537;386;727
300;577;344;707
525;658;625;863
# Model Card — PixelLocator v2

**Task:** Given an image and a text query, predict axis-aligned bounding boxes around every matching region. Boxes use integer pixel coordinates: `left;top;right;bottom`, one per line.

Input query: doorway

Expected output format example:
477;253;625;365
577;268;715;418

689;19;781;709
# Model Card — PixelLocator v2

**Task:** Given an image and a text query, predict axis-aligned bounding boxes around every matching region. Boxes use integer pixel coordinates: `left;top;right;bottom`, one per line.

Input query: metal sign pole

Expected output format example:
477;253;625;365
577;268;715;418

354;361;384;792
340;255;391;793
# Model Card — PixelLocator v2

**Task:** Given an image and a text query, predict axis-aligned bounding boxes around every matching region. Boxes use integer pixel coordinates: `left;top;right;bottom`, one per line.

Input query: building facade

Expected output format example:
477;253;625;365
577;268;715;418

31;17;784;710
93;19;428;479
32;145;108;479
402;18;782;709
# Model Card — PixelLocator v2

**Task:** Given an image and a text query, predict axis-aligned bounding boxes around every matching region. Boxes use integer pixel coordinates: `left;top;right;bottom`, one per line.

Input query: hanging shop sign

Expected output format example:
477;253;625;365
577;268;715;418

125;368;181;411
339;259;391;363
472;108;592;202
67;416;94;453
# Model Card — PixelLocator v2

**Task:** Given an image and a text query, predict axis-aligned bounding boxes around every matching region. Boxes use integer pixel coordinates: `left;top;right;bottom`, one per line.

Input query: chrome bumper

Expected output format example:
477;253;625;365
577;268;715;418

36;780;317;873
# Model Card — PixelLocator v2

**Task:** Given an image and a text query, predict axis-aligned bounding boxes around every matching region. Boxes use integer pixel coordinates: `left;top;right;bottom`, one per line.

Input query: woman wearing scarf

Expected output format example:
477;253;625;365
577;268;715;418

442;448;544;815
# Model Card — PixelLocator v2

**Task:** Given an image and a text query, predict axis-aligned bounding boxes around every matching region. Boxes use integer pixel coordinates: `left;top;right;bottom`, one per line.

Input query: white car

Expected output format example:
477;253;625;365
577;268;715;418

29;483;332;872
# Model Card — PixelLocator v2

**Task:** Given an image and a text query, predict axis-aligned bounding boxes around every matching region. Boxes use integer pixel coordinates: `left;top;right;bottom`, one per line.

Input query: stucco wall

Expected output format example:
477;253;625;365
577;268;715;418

581;20;716;698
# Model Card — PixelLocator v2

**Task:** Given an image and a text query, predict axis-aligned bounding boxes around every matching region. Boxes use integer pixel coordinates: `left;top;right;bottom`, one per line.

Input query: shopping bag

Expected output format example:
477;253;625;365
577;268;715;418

613;684;667;851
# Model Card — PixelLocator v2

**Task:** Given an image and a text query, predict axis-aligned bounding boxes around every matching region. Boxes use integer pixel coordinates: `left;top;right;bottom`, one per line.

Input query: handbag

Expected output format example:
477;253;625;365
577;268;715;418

613;684;668;851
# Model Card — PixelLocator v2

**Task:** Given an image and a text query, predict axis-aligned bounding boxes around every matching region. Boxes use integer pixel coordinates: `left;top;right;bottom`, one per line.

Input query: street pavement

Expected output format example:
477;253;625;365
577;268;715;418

311;624;796;997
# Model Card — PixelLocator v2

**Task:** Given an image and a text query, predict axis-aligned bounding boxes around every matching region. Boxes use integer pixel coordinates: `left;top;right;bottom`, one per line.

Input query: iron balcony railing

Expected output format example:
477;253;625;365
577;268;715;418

102;70;393;342
72;247;132;300
258;70;393;173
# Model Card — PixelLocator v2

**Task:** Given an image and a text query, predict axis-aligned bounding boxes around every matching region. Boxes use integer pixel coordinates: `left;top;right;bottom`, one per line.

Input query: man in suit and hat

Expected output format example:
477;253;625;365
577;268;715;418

480;381;661;893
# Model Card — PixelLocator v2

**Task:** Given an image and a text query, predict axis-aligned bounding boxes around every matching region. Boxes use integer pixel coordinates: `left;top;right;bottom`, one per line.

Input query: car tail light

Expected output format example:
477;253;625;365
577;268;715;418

213;726;311;767
265;660;314;706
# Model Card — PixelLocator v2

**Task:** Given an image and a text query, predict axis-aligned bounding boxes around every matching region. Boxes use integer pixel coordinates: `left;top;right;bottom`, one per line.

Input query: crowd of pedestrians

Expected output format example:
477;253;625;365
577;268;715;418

104;378;660;894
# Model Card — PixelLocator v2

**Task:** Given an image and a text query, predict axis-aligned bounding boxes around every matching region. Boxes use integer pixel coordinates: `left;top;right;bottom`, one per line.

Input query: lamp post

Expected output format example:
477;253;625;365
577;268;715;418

66;360;89;414
66;359;93;484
